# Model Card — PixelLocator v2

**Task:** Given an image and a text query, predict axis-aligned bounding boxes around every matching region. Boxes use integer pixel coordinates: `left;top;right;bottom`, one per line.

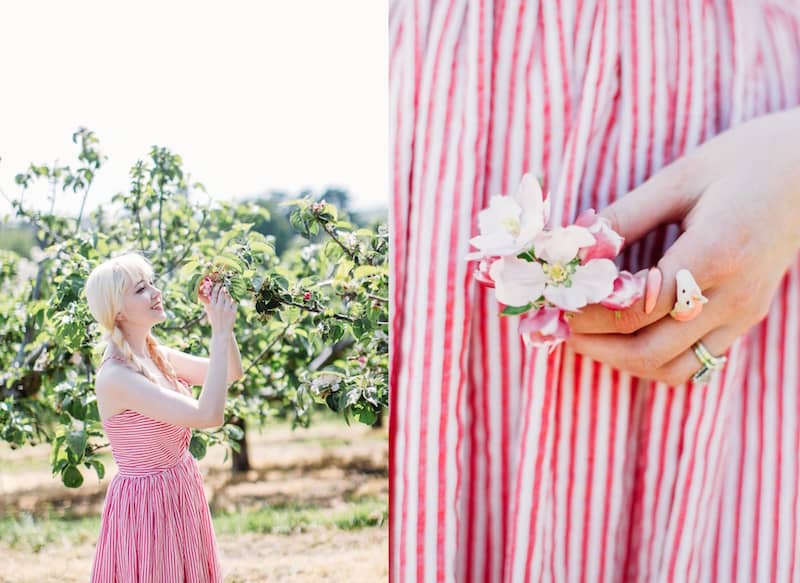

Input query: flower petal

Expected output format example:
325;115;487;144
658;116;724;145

570;259;619;303
535;225;596;264
600;268;648;309
478;195;521;234
473;257;499;288
514;174;547;245
574;209;625;263
468;233;521;257
489;256;547;306
543;284;590;311
519;307;571;350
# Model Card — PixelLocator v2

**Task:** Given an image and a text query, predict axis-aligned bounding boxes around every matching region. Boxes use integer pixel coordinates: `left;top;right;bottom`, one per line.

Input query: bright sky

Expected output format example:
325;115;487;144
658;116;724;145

0;1;388;220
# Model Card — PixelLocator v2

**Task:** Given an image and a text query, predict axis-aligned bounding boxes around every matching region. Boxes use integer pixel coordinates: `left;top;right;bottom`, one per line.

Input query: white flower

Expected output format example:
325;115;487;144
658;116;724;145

489;256;546;306
467;174;549;259
490;223;618;311
542;259;618;311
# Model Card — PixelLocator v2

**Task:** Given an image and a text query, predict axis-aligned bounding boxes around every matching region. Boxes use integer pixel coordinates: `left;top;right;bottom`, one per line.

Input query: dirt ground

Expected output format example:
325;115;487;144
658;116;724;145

0;417;389;582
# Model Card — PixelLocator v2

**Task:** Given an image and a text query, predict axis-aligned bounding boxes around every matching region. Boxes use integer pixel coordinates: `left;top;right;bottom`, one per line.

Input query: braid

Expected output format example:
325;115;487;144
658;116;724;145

107;325;159;385
146;334;181;389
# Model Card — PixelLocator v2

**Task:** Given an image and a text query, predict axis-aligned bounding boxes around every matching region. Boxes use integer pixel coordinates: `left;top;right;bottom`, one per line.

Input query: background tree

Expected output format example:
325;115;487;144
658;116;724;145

0;128;388;485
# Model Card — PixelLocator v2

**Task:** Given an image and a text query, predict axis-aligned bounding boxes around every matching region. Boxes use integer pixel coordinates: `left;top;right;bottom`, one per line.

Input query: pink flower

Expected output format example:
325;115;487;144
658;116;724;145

574;208;624;264
473;257;498;288
199;275;216;299
599;269;648;310
519;307;571;352
467;174;550;260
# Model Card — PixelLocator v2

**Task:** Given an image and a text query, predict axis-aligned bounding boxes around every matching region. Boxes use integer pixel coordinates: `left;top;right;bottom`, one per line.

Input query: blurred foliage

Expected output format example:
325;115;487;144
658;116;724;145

0;128;388;488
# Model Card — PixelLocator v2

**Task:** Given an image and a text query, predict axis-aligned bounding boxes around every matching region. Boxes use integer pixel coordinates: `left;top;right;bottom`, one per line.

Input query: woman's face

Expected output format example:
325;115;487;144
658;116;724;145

116;273;166;326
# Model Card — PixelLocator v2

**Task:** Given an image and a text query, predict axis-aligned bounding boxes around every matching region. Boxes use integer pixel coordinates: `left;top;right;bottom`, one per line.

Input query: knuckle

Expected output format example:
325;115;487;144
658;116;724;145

709;247;744;283
730;287;770;324
727;286;752;314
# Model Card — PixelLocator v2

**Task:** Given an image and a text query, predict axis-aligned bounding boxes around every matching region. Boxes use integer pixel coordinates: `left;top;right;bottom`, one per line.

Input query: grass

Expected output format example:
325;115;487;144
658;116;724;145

213;497;387;535
0;497;387;552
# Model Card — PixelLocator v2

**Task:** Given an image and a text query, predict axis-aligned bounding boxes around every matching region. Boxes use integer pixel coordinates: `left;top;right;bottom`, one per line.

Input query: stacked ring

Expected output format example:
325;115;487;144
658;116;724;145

691;341;727;384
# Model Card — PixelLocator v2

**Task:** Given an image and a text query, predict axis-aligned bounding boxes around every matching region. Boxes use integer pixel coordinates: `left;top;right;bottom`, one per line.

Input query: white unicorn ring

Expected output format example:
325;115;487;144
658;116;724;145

669;268;708;322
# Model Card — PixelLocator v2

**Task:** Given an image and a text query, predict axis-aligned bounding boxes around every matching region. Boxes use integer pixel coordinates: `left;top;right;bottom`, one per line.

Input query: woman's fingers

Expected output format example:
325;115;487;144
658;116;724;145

565;287;727;375
568;229;722;334
566;322;741;386
651;325;741;386
212;282;222;303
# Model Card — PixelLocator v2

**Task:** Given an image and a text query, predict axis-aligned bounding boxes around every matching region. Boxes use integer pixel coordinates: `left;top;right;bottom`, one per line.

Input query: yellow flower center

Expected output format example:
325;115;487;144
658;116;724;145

502;217;521;237
544;263;569;284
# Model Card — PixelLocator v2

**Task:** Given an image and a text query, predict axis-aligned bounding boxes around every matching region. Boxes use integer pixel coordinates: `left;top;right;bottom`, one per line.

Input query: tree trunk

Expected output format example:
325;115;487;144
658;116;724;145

230;416;251;473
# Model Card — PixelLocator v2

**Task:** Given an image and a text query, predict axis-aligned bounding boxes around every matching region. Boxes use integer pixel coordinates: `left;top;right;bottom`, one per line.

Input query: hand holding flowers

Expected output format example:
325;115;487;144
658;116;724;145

468;174;646;351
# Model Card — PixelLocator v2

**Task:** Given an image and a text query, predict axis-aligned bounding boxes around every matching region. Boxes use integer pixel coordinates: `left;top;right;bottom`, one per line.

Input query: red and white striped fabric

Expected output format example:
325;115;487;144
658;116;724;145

90;355;222;582
389;1;800;581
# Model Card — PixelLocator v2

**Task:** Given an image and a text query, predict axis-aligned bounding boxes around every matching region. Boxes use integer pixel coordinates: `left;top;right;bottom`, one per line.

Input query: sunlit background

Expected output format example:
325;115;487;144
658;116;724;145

0;0;388;218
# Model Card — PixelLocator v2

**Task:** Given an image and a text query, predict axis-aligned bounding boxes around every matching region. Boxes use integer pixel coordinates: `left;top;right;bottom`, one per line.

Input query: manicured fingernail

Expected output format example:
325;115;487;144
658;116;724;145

644;267;662;315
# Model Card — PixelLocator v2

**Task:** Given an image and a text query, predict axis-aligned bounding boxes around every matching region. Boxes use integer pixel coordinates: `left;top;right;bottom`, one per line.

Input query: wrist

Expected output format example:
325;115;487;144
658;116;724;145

211;330;233;342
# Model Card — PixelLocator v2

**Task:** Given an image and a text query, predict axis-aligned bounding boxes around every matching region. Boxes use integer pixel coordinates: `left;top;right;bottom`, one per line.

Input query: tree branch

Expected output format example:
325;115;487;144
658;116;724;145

282;299;356;323
241;321;291;378
319;220;360;265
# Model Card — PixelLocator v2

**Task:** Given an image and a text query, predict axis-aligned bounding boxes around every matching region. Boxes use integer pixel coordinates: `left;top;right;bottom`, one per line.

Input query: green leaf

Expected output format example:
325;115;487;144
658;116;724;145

353;265;381;279
66;430;88;458
89;458;105;480
335;260;354;280
213;254;241;272
501;303;533;316
356;408;377;426
249;241;272;255
179;259;201;279
189;434;207;460
224;423;244;441
323;240;343;261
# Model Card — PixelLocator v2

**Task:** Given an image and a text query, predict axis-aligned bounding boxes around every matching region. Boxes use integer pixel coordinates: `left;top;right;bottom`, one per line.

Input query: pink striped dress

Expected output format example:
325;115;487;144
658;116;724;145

390;1;800;582
90;355;222;582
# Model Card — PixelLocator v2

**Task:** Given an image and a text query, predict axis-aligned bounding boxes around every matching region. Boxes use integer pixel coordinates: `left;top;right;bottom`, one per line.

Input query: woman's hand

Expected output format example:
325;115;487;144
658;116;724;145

563;106;800;385
204;282;237;335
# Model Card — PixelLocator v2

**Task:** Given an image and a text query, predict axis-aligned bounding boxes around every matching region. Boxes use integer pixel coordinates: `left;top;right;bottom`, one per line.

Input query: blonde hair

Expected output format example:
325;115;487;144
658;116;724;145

83;250;180;389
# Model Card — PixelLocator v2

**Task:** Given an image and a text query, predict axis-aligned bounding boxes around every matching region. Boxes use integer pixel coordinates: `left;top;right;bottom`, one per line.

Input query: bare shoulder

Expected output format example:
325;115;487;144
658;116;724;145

95;359;131;395
95;360;134;419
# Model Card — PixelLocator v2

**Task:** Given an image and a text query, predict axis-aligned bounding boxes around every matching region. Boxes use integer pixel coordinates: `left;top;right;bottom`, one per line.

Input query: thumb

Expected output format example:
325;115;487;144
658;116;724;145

597;158;701;251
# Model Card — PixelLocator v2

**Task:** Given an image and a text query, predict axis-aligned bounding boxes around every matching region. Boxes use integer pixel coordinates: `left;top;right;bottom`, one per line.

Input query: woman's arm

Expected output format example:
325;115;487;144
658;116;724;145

161;334;244;387
98;331;232;428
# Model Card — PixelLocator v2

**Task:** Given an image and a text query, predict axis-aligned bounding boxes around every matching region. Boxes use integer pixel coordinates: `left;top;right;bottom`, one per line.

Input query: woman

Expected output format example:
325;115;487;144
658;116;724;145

390;1;800;582
84;251;243;582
